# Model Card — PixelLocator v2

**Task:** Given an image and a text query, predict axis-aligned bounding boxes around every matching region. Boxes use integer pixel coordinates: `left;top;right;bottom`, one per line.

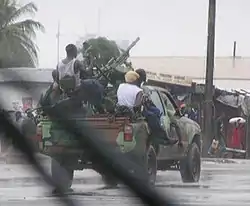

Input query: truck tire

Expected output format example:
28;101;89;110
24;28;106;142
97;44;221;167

51;158;74;191
146;145;157;186
180;142;201;183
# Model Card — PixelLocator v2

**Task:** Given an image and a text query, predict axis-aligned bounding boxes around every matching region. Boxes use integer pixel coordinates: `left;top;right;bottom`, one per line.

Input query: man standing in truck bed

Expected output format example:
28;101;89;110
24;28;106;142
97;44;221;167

56;44;89;92
56;43;105;113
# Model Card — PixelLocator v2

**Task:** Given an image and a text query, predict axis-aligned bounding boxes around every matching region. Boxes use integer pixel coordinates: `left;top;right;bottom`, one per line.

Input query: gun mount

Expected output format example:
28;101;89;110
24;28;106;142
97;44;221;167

78;37;140;112
94;37;140;87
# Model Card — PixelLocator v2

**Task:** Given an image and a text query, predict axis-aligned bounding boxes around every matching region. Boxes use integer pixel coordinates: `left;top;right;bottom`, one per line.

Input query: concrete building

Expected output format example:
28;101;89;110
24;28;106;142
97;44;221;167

130;56;250;91
0;67;53;111
0;67;53;153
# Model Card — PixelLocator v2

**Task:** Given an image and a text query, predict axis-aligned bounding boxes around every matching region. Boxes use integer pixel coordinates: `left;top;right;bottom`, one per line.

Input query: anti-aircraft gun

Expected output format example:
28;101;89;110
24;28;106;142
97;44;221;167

94;37;140;88
91;37;140;112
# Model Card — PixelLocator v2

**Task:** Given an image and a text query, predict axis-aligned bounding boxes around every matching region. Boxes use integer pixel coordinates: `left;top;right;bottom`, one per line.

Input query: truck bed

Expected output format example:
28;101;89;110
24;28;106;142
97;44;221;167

79;115;130;143
40;114;131;154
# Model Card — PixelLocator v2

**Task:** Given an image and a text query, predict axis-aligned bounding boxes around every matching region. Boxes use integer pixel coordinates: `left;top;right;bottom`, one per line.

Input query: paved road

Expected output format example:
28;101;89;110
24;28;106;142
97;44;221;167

0;158;249;206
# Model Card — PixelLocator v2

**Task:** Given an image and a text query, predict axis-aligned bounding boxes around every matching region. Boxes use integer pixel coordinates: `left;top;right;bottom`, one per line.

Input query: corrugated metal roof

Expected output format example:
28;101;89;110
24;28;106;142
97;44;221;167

0;67;53;83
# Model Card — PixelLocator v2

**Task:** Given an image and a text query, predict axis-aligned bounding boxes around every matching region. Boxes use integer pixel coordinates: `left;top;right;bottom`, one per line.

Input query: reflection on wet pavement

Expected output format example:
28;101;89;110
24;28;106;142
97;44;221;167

1;160;250;206
158;161;250;205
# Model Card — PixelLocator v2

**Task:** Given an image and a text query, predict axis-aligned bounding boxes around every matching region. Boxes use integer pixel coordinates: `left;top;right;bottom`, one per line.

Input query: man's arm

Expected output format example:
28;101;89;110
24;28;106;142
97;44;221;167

74;60;90;79
134;91;143;107
133;91;143;113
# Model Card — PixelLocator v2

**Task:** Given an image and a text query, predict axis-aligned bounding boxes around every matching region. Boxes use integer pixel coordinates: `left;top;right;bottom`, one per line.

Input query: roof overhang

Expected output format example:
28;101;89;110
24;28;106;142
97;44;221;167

145;70;193;87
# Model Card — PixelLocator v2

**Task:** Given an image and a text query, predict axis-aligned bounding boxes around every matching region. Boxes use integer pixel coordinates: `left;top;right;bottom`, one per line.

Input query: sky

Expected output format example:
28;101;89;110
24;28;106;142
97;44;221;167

20;0;250;68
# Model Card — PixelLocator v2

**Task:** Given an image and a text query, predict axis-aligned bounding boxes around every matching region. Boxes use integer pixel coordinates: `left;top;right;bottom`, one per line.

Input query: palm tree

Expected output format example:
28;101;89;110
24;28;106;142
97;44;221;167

0;0;44;68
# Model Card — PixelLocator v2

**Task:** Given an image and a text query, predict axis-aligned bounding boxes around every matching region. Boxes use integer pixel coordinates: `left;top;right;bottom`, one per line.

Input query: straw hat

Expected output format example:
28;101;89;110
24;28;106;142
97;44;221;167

124;71;140;83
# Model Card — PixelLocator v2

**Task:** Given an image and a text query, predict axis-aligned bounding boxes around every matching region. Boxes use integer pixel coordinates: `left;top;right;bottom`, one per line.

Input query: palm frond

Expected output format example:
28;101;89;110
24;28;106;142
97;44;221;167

0;0;44;68
11;33;38;60
0;0;16;28
1;19;42;59
0;35;36;67
5;19;45;36
5;2;38;26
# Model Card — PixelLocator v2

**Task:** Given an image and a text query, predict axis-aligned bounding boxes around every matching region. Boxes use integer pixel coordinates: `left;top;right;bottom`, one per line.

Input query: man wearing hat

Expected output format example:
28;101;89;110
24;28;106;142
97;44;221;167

117;70;177;145
117;71;143;108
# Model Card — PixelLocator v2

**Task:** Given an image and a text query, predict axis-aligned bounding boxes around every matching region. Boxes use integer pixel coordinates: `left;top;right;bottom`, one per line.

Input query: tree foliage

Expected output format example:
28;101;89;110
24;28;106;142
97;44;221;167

81;37;127;68
0;0;44;68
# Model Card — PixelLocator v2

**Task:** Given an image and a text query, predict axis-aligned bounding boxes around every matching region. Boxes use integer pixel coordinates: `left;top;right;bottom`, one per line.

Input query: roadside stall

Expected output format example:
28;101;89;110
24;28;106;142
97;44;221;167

211;90;248;158
242;94;250;158
228;117;246;149
22;97;33;112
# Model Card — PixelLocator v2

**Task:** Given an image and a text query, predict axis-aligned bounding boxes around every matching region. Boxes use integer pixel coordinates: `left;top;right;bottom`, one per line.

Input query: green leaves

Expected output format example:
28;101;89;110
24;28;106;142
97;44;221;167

0;0;44;68
82;37;123;68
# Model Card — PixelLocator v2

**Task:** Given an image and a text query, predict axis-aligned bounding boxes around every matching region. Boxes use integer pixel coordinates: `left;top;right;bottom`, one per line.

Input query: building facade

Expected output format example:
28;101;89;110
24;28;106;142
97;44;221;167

0;67;52;111
130;56;250;91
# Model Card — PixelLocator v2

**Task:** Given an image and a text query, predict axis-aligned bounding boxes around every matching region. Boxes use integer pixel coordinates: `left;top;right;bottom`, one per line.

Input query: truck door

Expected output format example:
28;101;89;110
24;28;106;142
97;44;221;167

150;90;171;135
159;92;180;139
149;90;173;159
157;91;181;159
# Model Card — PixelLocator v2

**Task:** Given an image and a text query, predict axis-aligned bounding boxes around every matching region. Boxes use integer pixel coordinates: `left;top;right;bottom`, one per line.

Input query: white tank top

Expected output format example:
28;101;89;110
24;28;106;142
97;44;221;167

57;58;81;87
117;83;143;108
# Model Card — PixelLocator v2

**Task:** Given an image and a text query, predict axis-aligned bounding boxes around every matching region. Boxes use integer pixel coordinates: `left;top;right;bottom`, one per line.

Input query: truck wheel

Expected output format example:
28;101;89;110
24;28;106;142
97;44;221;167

146;145;157;186
51;158;74;192
180;142;201;183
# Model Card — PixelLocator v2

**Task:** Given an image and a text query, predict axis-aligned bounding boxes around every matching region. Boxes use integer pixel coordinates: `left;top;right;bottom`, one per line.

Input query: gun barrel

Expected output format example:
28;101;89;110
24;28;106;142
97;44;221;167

114;37;140;64
82;45;92;56
97;37;140;84
84;45;92;53
125;37;140;52
107;57;115;66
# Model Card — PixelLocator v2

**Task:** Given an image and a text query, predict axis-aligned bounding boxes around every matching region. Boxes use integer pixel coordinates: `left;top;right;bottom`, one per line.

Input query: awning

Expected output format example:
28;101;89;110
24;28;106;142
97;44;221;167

145;70;192;87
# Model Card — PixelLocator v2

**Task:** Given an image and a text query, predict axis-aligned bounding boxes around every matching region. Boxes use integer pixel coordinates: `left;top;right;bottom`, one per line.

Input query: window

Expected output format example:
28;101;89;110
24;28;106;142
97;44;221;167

150;91;164;114
160;92;176;114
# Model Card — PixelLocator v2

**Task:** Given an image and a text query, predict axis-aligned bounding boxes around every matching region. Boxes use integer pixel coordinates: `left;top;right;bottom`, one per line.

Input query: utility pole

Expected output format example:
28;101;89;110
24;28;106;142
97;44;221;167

56;21;61;64
203;0;216;157
246;97;250;159
232;41;236;68
97;8;101;36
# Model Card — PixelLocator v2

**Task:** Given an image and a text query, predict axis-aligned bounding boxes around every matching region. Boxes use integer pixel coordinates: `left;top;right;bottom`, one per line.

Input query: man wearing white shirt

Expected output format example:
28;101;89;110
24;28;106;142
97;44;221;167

117;71;143;109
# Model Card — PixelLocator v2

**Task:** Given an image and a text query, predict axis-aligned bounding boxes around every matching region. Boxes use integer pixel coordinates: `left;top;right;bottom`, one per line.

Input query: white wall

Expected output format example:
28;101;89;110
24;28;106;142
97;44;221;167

0;82;50;111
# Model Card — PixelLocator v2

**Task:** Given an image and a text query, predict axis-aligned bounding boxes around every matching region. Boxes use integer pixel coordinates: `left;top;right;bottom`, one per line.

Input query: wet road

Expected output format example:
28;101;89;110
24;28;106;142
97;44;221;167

0;158;250;206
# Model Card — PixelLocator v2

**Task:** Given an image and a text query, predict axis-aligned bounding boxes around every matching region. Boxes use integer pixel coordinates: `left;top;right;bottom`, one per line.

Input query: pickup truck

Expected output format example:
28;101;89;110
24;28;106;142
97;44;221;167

36;85;202;190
